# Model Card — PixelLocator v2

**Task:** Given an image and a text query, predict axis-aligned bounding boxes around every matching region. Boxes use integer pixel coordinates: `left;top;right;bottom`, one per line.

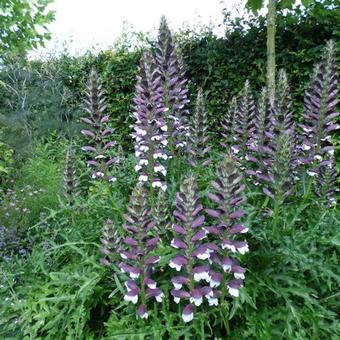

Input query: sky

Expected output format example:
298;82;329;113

33;0;246;57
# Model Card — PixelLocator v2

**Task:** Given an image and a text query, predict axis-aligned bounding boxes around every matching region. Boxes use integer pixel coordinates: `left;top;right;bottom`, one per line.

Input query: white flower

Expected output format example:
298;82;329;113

208;298;218;306
152;181;162;188
190;296;203;306
161;139;168;146
147;282;157;289
302;127;313;133
155;292;165;303
210;279;221;288
301;144;311;151
124;293;138;304
134;164;142;172
321;136;331;142
223;264;232;272
153;152;168;160
139;159;148;165
120;253;127;259
237;244;249;255
135;127;146;136
234;273;245;280
139;175;148;182
169;261;182;272
154;165;167;176
222;243;236;252
140;311;148;319
173;283;182;290
306;170;318;177
140;145;149;152
174;297;181;304
151;135;162;141
228;287;239;297
129;272;140;279
194;272;211;282
109;177;117;183
231;146;240;154
182;312;194;323
95;155;105;159
314;155;322;161
161;125;168;132
135;151;142;157
92;171;104;179
196;251;210;260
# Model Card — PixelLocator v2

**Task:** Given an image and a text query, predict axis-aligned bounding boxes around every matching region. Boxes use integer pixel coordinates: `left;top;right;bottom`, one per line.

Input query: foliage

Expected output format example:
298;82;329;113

0;135;14;183
0;56;81;158
0;7;339;340
0;0;55;56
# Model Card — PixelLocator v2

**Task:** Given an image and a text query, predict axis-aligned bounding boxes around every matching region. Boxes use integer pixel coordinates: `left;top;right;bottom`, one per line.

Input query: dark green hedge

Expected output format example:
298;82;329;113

56;2;338;150
1;1;338;153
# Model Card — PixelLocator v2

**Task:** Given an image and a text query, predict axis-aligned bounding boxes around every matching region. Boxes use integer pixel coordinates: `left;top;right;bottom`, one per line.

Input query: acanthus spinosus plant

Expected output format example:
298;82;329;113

169;176;213;323
187;89;211;167
131;51;168;193
62;146;81;206
120;183;163;319
247;71;298;202
231;80;256;167
299;40;339;184
155;16;190;155
221;96;238;148
81;68;117;182
152;190;171;236
99;219;122;267
206;156;248;301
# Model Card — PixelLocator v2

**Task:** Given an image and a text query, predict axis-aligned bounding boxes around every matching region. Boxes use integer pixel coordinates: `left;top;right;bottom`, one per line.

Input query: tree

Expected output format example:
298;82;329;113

246;0;316;101
0;0;55;57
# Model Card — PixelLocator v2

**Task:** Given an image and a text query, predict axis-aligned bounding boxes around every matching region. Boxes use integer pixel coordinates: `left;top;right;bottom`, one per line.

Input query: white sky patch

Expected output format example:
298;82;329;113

31;0;246;58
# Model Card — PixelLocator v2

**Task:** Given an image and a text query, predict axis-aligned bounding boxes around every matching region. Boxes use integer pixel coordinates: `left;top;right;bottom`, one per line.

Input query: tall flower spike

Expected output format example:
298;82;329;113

300;40;339;175
152;190;171;235
131;51;168;193
246;87;275;185
63;146;81;205
100;219;122;267
188;89;211;167
316;155;338;206
274;69;295;135
231;81;256;165
81;68;117;182
156;16;190;155
120;183;163;319
221;96;238;148
206;156;248;301
169;176;212;322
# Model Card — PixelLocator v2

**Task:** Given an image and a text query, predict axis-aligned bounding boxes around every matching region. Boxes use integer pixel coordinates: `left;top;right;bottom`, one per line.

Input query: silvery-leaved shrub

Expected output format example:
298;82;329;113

156;16;190;155
131;51;168;193
81;68;117;182
120;183;163;319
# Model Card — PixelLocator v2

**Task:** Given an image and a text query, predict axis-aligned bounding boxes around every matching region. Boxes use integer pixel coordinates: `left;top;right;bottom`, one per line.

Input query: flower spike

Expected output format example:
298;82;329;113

81;68;118;182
